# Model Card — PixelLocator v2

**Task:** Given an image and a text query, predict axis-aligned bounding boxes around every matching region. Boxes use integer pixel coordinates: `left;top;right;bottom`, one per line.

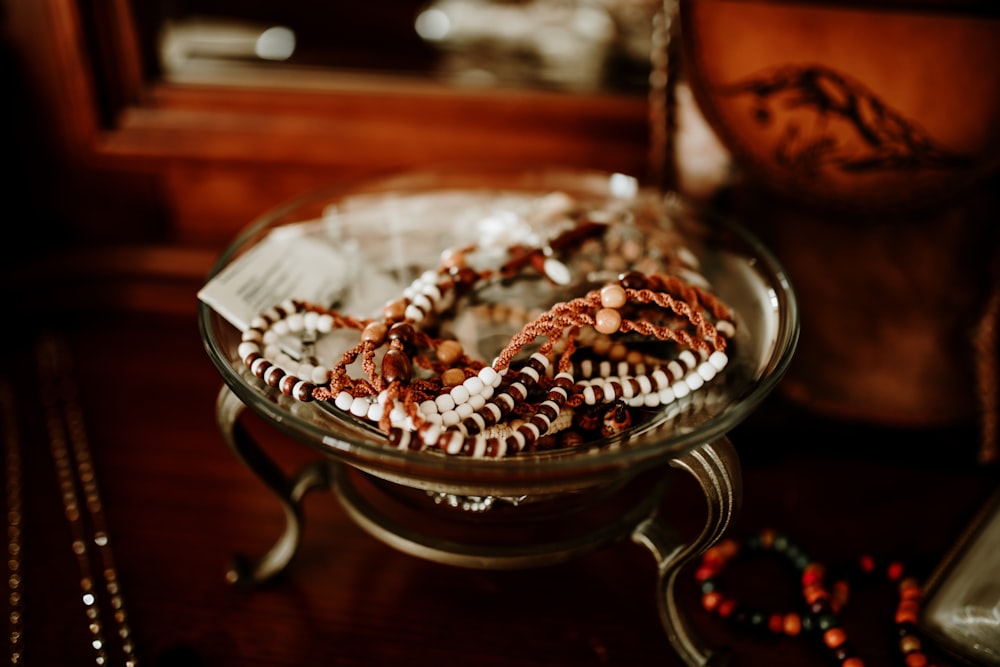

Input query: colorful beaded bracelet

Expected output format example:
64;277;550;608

696;528;938;667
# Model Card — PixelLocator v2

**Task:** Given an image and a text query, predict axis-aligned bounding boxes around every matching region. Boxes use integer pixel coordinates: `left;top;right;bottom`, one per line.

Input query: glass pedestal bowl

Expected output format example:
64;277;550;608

198;167;798;666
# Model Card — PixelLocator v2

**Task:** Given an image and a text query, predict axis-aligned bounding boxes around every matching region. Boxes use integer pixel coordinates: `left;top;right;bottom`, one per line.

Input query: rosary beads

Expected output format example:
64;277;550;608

236;196;736;458
697;529;938;667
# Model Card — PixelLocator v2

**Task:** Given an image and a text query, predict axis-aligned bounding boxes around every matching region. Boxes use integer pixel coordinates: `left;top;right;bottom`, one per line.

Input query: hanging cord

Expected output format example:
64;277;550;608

647;0;680;191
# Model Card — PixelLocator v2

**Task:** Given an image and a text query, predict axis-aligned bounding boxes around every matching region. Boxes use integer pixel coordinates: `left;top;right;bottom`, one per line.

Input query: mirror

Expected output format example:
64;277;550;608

133;0;660;94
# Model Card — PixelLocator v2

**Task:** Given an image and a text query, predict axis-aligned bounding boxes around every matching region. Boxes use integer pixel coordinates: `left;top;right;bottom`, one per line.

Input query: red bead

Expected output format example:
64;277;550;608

768;613;784;634
842;658;865;667
694;564;717;582
887;561;905;581
717;599;736;618
859;554;876;574
905;652;928;667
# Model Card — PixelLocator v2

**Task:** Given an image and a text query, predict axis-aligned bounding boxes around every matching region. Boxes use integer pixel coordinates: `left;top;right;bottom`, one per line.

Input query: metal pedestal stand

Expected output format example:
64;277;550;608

214;384;741;667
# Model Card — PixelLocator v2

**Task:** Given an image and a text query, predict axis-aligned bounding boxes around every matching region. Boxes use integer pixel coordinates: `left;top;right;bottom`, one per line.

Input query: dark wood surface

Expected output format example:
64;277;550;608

2;307;995;667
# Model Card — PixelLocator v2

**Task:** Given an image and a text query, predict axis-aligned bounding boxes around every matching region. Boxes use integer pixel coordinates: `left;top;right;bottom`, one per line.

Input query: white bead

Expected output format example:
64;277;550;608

455;403;474;419
311;366;329;384
286;313;304;332
250;316;268;329
441;410;460;427
390;406;408;427
472;435;487;458
520;366;539;383
530;352;549;369
435;393;456;412
620;379;634;399
316;314;334;333
478;366;500;387
644;392;660;407
602;383;617;403
521;422;540;440
404;304;425;322
484;403;502;422
555;372;575;384
241;329;263;343
419;400;438;415
685;372;704;391
335;391;354;411
298;363;315;380
366;402;384;422
672;381;690;399
424;412;443;425
421;423;442;446
679;350;697;369
273;320;289;336
583;385;598;405
599;360;612;377
446;432;465;455
494;394;514;412
697;362;717;382
628;396;645;408
510;430;526;452
349;397;369;417
468;394;486;411
651;369;670;390
303;311;319;331
412;293;432;311
637;375;652;394
668;360;685;380
238;342;260;360
463;376;485;395
262;330;278;345
716;321;736;338
468;413;486;433
658;387;675;404
450;385;471;405
422;283;442;302
709;351;729;371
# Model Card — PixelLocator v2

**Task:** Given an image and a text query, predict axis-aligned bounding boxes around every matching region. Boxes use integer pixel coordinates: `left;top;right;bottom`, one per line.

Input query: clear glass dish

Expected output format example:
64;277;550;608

198;167;798;499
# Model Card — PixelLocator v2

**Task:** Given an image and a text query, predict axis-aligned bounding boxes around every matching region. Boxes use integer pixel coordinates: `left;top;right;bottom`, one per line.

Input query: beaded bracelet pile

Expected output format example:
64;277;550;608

236;198;736;458
696;529;938;667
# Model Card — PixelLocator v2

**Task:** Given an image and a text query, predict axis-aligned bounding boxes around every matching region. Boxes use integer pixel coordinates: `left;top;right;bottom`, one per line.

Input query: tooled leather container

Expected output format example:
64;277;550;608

677;0;1000;460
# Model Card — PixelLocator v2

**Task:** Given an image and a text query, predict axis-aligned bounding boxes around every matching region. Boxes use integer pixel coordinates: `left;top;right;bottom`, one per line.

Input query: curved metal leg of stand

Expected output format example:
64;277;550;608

215;385;335;587
632;436;742;667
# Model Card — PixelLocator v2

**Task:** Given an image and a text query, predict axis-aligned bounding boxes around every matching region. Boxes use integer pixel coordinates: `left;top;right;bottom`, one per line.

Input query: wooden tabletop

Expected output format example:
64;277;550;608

3;308;995;667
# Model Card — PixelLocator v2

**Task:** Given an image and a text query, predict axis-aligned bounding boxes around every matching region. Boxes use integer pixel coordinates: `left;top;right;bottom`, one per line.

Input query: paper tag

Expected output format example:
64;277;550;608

198;221;356;332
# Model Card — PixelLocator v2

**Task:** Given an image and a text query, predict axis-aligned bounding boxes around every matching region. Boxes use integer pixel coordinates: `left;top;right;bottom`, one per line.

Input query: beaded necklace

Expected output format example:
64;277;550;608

696;528;938;667
236;194;737;458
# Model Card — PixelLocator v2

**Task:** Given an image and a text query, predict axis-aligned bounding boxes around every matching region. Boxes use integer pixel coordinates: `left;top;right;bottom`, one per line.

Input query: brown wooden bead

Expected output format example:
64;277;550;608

618;270;647;290
441;368;465;387
382;298;407;321
381;349;412;385
437;339;463;365
361;321;387;345
387;322;415;352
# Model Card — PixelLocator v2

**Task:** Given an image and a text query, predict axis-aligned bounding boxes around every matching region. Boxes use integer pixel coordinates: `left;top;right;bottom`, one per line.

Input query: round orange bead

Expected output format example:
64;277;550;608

843;658;865;667
904;652;928;667
823;627;847;649
594;308;622;334
599;283;627;308
701;591;722;612
782;613;801;636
